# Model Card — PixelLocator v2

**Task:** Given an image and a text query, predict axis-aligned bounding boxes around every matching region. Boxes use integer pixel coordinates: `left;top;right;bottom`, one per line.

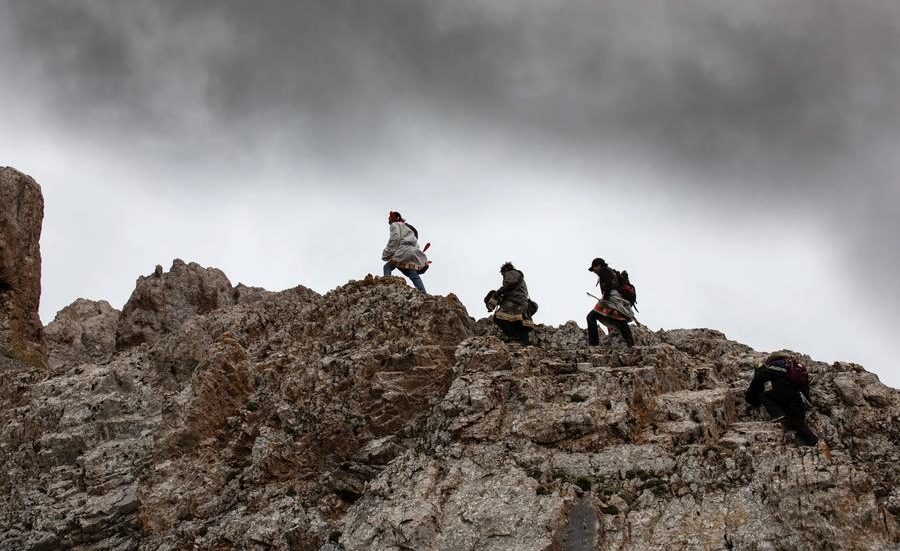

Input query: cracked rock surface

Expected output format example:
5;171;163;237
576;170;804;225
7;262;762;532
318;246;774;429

0;177;897;550
45;298;119;373
0;268;896;550
0;166;46;368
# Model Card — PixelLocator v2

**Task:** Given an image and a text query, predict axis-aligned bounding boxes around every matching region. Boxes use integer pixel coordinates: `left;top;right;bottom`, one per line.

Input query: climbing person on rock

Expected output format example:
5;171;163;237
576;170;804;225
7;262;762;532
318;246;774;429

745;352;820;447
382;211;429;293
484;262;536;345
586;257;636;347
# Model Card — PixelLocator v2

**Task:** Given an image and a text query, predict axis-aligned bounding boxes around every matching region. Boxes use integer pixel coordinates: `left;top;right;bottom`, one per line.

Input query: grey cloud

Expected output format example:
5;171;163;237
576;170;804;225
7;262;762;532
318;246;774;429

2;1;898;335
4;2;898;175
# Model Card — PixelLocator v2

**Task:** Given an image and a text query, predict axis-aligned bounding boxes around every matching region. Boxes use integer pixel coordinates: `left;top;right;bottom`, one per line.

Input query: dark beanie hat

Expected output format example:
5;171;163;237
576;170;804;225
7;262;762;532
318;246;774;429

588;257;606;271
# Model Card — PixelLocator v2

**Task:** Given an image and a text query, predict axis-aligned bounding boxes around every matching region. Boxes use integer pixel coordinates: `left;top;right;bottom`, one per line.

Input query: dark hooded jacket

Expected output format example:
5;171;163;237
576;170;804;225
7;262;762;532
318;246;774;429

745;362;812;418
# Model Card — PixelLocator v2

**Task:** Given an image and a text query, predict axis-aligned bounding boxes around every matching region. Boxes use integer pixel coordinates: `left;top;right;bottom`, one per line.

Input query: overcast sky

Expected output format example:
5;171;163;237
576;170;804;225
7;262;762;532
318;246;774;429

1;1;898;387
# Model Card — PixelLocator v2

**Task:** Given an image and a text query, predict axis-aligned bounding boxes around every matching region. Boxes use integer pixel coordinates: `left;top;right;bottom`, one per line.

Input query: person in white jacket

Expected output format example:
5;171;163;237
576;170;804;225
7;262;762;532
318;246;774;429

382;211;428;293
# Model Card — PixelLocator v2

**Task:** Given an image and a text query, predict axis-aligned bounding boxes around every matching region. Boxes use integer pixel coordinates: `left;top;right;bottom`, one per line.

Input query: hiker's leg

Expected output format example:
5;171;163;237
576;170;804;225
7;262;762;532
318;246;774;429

494;318;516;340
596;314;632;347
612;318;635;347
519;324;532;345
760;391;786;420
383;262;394;277
399;268;427;293
586;310;602;345
787;416;819;446
597;314;617;336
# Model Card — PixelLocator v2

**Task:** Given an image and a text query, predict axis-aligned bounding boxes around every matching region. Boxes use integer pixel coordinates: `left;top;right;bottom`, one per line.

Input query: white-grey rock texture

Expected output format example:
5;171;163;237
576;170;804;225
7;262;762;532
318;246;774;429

45;298;119;373
0;172;896;549
1;271;896;550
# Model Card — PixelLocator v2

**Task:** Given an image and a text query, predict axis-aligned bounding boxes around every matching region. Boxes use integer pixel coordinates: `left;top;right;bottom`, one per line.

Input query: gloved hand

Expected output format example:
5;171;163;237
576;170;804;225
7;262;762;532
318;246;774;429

483;290;499;312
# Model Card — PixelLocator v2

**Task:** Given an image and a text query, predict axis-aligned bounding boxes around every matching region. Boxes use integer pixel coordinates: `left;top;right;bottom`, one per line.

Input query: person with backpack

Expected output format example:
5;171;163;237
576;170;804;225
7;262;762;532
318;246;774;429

586;257;636;347
745;352;819;446
485;262;536;345
382;211;429;293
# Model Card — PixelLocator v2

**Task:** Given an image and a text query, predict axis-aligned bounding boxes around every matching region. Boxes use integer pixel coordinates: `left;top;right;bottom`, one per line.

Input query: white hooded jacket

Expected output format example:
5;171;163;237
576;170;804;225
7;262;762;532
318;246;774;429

382;222;428;270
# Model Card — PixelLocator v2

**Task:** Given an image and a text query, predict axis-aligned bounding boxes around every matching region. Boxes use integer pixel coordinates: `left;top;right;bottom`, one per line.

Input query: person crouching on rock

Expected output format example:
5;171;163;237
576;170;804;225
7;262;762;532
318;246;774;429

484;262;536;345
382;211;428;293
586;257;635;347
745;352;819;446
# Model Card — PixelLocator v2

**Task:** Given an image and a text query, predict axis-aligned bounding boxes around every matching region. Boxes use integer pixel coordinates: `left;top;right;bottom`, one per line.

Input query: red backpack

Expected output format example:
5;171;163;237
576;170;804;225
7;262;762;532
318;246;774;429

786;358;810;387
614;269;637;306
766;354;809;387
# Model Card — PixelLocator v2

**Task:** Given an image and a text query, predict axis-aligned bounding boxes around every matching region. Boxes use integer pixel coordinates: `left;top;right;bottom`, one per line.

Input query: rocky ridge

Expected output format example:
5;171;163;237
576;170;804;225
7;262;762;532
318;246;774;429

0;174;898;550
0;264;896;551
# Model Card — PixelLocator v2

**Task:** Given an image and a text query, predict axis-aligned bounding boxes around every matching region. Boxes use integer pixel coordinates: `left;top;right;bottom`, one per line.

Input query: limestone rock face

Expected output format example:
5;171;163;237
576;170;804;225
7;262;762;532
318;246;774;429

45;298;120;371
0;166;46;368
0;268;897;551
340;327;899;551
116;259;236;349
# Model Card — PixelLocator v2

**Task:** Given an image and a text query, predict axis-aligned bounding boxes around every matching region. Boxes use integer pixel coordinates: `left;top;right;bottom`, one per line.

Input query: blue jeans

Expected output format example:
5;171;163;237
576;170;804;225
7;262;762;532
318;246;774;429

383;262;426;293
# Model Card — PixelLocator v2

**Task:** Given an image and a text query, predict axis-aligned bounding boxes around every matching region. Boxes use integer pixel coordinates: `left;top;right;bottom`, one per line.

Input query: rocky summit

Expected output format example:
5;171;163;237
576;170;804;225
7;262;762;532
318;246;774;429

0;176;898;551
1;269;898;551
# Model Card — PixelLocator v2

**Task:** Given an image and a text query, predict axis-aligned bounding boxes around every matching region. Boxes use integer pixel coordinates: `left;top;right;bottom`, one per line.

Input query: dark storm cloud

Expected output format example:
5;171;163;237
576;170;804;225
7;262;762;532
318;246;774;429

4;2;898;174
3;0;898;308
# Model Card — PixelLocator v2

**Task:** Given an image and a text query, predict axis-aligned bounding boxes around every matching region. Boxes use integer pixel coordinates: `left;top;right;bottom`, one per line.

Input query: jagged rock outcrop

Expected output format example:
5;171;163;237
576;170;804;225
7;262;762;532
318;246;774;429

45;299;120;371
0;166;46;368
338;325;900;550
0;262;898;551
116;259;236;349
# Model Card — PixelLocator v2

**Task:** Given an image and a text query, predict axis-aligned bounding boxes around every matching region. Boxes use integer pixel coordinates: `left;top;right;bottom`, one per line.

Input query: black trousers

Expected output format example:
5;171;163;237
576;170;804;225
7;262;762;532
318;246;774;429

587;310;634;347
760;391;819;446
494;318;531;344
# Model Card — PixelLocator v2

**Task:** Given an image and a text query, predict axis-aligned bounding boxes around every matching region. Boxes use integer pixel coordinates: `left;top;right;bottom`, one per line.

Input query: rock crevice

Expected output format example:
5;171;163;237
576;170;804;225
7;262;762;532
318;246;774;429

0;170;897;550
2;270;896;551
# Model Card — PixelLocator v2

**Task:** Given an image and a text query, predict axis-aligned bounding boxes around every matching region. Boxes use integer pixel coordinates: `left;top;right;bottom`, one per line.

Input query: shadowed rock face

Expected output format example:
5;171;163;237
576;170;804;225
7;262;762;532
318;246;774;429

0;262;898;550
0;166;46;368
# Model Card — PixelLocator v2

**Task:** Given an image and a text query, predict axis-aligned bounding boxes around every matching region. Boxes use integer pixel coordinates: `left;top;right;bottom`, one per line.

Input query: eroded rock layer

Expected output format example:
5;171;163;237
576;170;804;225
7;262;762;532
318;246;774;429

0;266;898;551
45;298;119;372
0;166;46;368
